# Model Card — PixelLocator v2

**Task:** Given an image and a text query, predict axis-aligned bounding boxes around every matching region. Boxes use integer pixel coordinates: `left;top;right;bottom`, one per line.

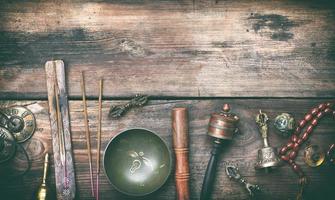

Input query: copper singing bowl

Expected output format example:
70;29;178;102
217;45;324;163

103;128;172;196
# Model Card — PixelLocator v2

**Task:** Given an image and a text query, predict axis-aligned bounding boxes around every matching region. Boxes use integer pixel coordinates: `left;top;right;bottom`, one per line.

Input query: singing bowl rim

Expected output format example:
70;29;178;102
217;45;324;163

103;128;172;196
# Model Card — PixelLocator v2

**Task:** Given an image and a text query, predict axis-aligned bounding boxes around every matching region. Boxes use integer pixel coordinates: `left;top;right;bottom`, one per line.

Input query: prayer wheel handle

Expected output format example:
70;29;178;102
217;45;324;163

200;104;239;200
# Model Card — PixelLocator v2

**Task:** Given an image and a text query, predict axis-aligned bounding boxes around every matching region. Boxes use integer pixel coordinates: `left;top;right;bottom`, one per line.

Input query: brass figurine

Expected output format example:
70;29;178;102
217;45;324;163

225;165;260;197
255;110;281;171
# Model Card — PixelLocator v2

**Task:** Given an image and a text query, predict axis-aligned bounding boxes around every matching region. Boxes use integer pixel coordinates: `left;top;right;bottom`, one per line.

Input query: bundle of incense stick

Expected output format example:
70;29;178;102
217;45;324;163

80;74;103;200
80;72;95;197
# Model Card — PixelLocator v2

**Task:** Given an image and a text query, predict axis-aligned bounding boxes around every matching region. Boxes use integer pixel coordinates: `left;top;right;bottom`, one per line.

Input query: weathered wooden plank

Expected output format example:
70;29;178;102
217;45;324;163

0;0;335;98
0;99;334;200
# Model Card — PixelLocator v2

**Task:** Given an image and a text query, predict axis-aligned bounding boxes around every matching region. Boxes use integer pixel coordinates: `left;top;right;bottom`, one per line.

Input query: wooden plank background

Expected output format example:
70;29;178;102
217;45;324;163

0;0;335;200
0;0;335;98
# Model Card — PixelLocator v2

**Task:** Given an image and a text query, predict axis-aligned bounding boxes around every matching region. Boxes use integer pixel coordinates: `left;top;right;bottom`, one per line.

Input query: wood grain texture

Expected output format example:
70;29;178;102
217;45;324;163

0;0;335;98
172;108;190;200
45;60;76;200
0;99;334;200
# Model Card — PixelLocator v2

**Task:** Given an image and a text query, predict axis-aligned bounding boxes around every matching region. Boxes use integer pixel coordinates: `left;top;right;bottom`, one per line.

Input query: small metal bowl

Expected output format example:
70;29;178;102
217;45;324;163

103;128;172;196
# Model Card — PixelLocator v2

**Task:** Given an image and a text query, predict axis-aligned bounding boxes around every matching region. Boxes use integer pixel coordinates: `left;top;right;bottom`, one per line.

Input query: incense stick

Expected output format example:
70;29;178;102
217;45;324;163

80;71;95;197
53;63;69;196
53;65;65;168
96;79;103;200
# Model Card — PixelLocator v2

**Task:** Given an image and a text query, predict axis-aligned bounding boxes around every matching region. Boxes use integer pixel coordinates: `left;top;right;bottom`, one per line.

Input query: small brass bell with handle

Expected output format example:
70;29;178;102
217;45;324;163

255;110;281;171
33;153;54;200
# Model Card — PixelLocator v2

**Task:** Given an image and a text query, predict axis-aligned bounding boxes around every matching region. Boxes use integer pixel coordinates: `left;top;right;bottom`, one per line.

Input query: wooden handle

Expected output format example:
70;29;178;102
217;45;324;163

172;107;190;200
200;141;222;200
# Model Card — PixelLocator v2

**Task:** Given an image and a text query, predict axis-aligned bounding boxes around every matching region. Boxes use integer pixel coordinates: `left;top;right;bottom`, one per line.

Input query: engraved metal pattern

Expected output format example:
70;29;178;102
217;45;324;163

255;110;281;169
0;106;36;143
304;145;325;167
0;126;16;163
274;113;295;137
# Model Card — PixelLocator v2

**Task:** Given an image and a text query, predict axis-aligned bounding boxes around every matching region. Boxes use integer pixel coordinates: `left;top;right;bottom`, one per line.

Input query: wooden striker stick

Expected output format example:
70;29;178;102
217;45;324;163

172;107;190;200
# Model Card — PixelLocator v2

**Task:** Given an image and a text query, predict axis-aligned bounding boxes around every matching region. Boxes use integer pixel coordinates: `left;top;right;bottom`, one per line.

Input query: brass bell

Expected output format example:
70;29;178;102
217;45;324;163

34;153;53;200
255;110;281;170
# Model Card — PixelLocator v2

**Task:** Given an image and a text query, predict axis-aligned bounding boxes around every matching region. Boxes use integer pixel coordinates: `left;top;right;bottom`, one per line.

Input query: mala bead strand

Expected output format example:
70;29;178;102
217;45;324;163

279;103;334;178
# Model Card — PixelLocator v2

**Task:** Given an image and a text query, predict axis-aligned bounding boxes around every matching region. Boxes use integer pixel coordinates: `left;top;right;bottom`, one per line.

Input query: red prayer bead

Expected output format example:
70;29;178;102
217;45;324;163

316;111;324;119
319;103;326;110
281;155;289;161
311;108;319;115
324;107;331;113
279;146;287;155
302;132;309;141
291;135;298;143
326;102;331;107
292;163;302;173
304;114;312;121
293;143;299;151
289;151;298;160
311;119;318;126
299;120;306;127
297;139;303;145
288;159;294;164
306;125;313;134
287;142;294;149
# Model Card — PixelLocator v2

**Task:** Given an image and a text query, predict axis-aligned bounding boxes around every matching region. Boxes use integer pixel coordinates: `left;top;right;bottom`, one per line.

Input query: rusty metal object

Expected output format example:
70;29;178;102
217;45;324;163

304;144;325;167
255;110;281;170
200;104;239;200
108;94;148;119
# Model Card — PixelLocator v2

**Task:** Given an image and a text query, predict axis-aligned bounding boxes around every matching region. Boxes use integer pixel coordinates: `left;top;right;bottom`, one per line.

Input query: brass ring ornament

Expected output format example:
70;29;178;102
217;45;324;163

304;144;325;167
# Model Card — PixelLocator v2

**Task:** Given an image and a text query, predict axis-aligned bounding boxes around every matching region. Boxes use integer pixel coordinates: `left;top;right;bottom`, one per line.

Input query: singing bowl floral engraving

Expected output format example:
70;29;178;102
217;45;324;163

103;128;172;196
